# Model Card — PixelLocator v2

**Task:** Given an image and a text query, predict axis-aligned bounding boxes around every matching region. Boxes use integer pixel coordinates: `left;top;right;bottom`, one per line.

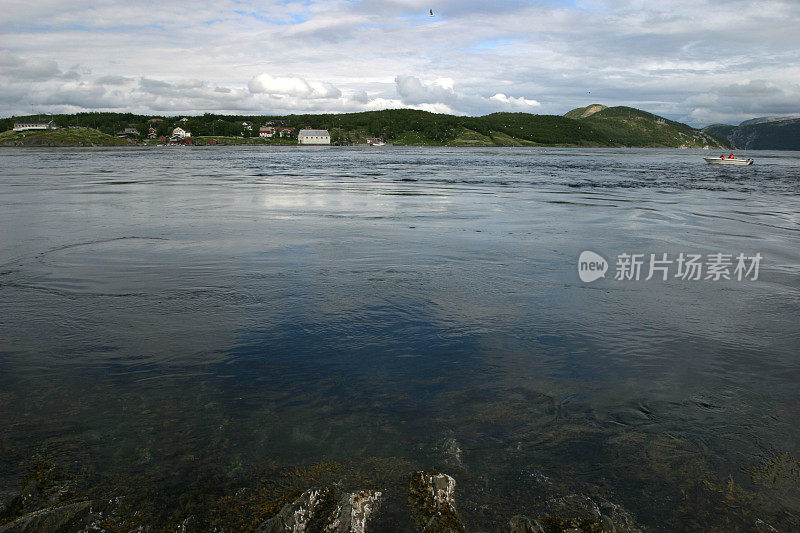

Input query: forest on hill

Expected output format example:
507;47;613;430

1;107;728;148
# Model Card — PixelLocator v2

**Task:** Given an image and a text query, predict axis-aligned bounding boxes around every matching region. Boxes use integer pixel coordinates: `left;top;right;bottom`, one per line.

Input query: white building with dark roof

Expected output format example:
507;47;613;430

298;129;330;145
171;127;191;140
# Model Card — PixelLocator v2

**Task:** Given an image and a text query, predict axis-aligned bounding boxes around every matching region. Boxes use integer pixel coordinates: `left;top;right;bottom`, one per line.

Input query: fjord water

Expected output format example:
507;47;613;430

1;146;799;530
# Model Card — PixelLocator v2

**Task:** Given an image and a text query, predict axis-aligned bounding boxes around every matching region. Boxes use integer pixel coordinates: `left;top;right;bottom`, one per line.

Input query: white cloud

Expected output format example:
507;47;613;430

490;93;540;108
684;79;800;124
248;73;341;99
1;0;799;124
394;75;541;114
395;75;457;106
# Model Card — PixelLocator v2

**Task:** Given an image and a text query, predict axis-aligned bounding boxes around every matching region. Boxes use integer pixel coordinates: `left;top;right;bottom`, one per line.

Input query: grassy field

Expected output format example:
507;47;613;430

0;127;129;146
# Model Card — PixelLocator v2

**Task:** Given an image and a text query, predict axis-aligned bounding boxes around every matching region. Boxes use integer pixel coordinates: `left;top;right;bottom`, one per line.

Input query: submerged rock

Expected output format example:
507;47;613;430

541;494;642;533
323;490;382;533
0;501;91;533
408;471;465;532
256;486;381;533
0;458;79;530
256;487;335;533
499;515;545;533
439;438;464;470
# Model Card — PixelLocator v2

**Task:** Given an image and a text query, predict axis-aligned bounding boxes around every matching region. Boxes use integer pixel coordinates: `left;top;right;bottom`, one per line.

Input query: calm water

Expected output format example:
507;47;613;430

1;146;799;530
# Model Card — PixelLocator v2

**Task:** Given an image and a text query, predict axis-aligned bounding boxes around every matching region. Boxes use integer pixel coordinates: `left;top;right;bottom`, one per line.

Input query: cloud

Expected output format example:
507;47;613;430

6;57;62;81
248;73;341;99
96;75;131;86
489;93;540;108
394;75;541;114
350;90;370;104
395;76;457;106
685;79;800;124
1;0;799;123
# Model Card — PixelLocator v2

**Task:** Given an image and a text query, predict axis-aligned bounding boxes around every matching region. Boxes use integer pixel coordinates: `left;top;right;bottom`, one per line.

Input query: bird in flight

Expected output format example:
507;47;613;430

429;9;435;16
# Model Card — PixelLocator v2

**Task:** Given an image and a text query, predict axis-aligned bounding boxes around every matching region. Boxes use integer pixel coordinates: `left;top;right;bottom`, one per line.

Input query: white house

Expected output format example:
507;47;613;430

298;129;330;145
259;125;275;138
13;120;57;132
171;127;191;139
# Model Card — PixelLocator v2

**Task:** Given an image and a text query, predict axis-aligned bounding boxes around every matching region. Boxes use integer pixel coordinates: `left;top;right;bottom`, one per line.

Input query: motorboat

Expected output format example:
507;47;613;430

704;156;754;165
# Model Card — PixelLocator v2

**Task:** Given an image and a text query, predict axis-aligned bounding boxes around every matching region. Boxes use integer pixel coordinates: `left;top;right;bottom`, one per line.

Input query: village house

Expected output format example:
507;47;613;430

276;127;295;137
259;124;275;138
148;127;158;139
241;121;253;132
122;126;139;136
298;129;330;145
13;120;57;132
171;127;191;141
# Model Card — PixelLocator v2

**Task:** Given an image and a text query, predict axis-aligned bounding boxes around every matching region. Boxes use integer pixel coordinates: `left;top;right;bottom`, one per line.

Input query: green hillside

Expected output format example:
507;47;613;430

1;107;726;148
565;106;729;148
0;127;129;147
703;118;800;150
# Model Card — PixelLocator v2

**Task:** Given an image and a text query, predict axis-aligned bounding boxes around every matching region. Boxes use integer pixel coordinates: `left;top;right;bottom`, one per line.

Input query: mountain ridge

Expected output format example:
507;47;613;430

703;116;800;150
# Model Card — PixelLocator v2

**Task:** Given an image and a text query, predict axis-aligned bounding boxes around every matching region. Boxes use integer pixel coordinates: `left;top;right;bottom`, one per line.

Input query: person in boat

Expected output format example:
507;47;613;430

729;153;735;159
720;155;725;159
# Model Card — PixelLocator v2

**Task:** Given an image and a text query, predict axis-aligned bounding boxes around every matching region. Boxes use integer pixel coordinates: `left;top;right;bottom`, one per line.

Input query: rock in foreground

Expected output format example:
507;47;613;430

408;471;465;533
256;486;381;533
0;501;91;533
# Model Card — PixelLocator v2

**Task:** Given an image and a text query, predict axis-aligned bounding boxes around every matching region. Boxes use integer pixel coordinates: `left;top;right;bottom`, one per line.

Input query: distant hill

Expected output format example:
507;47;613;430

703;117;800;150
1;108;725;148
564;106;728;149
739;115;800;126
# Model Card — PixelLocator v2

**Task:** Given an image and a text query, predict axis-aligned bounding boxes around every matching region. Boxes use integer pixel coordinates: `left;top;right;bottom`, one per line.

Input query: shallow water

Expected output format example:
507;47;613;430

1;146;799;530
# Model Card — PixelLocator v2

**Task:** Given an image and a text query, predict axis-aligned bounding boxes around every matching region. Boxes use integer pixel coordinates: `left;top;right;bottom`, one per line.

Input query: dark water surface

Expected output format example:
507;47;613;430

1;146;799;530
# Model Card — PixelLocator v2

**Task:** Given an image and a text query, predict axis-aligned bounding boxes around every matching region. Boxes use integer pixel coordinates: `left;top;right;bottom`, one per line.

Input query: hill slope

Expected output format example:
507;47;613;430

0;127;129;147
703;118;800;150
564;104;607;119
565;106;728;148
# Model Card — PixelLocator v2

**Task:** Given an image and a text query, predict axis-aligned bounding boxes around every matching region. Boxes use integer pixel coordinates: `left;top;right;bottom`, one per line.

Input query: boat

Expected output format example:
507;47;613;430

704;156;754;165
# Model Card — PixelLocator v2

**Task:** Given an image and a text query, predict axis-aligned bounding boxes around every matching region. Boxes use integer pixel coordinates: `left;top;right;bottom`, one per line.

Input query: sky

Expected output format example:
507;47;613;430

1;0;798;126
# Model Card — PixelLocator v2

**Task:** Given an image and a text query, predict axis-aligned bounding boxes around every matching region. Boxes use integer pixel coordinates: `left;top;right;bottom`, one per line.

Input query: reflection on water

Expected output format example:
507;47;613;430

1;146;799;530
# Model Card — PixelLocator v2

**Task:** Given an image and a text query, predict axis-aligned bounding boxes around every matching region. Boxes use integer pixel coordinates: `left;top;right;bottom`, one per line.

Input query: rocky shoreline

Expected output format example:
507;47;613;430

0;457;648;533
